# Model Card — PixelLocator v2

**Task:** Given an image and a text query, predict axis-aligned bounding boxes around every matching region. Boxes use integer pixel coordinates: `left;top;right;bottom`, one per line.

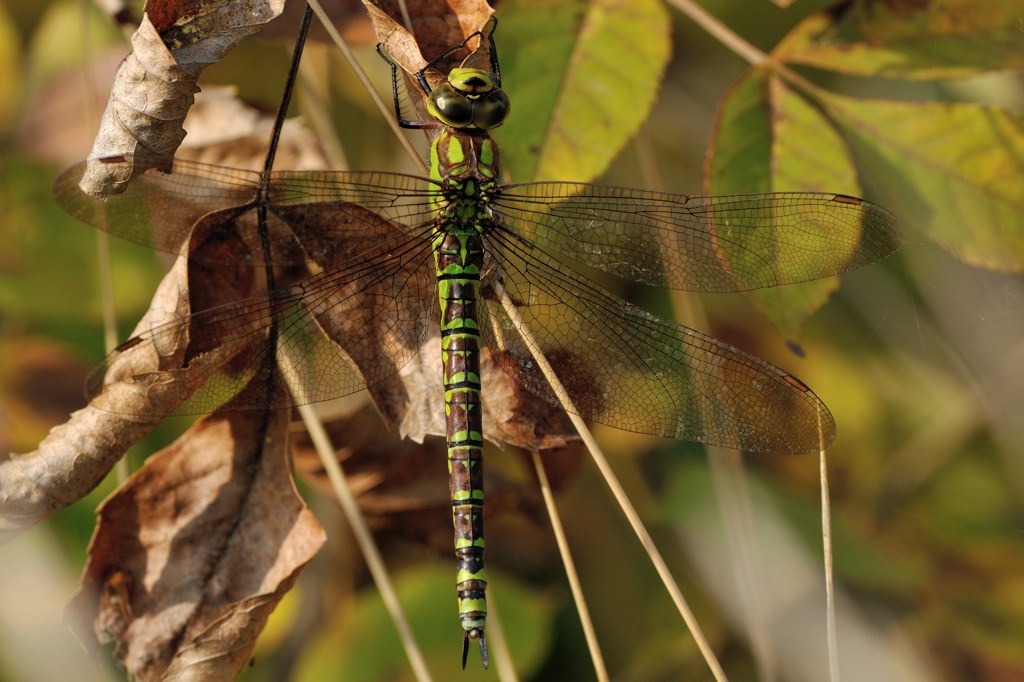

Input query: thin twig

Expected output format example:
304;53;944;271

395;0;414;35
665;0;822;96
531;451;609;682
297;43;350;170
665;286;774;680
820;427;840;682
274;9;429;676
296;403;433;682
664;0;771;67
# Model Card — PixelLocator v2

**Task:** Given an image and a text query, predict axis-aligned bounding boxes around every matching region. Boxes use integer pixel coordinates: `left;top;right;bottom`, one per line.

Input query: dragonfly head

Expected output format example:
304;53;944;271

427;67;510;130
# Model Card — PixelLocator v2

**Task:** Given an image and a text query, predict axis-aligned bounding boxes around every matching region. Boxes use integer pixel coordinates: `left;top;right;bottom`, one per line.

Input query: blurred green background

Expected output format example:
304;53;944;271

1;0;1023;680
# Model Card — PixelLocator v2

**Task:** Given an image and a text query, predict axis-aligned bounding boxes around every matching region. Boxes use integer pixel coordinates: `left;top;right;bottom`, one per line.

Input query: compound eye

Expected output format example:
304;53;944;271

428;84;474;127
472;89;510;129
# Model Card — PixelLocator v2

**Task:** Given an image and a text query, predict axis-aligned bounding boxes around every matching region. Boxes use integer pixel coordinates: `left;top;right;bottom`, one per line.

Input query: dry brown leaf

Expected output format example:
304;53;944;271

364;0;495;92
81;0;286;197
159;593;284;680
66;392;325;680
177;86;331;171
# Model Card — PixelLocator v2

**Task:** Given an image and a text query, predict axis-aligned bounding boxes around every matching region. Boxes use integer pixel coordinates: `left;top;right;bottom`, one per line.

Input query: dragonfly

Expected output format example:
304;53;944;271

54;18;902;668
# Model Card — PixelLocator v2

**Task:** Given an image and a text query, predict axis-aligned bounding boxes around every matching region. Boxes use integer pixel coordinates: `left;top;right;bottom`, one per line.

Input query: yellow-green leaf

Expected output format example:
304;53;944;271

819;92;1024;271
495;0;670;182
705;67;774;194
707;68;867;335
775;0;1024;80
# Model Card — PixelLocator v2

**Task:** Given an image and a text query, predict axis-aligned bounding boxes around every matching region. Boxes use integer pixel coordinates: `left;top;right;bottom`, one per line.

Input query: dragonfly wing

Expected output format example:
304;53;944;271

53;158;263;256
492;184;902;292
267;169;435;218
479;227;835;454
55;158;438;266
92;211;436;416
272;202;437;406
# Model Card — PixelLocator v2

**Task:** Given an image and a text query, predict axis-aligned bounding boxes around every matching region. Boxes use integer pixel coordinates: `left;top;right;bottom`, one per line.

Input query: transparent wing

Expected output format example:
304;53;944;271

53;157;438;267
90;204;437;416
492;183;903;292
479;225;834;454
54;159;262;256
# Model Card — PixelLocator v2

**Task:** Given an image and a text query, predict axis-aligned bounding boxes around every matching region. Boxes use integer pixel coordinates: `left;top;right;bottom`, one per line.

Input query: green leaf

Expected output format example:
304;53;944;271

775;0;1024;80
705;67;774;194
494;0;670;182
769;78;861;195
819;92;1024;271
707;68;868;335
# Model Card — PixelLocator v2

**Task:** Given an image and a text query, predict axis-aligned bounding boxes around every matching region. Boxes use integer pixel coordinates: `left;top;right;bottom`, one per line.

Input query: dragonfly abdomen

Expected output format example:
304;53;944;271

434;228;489;664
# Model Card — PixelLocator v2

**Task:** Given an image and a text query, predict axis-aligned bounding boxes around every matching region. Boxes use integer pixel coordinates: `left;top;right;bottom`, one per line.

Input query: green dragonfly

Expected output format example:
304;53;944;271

54;19;901;668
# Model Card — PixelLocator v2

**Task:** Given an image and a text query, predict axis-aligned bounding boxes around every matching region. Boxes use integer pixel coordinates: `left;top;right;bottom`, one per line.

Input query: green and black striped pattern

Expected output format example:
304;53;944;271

431;128;501;664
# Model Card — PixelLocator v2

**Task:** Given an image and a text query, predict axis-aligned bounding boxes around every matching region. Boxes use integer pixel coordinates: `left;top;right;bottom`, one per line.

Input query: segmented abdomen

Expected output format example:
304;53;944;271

434;228;487;640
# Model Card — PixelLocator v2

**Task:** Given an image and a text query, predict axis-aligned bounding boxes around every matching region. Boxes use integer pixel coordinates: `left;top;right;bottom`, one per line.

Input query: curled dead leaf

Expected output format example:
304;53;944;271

82;0;286;197
365;0;494;77
364;0;496;125
177;86;331;171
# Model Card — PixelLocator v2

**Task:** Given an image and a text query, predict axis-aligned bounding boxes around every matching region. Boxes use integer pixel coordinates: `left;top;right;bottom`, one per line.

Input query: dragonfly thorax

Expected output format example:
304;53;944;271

430;129;500;234
427;67;510;130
